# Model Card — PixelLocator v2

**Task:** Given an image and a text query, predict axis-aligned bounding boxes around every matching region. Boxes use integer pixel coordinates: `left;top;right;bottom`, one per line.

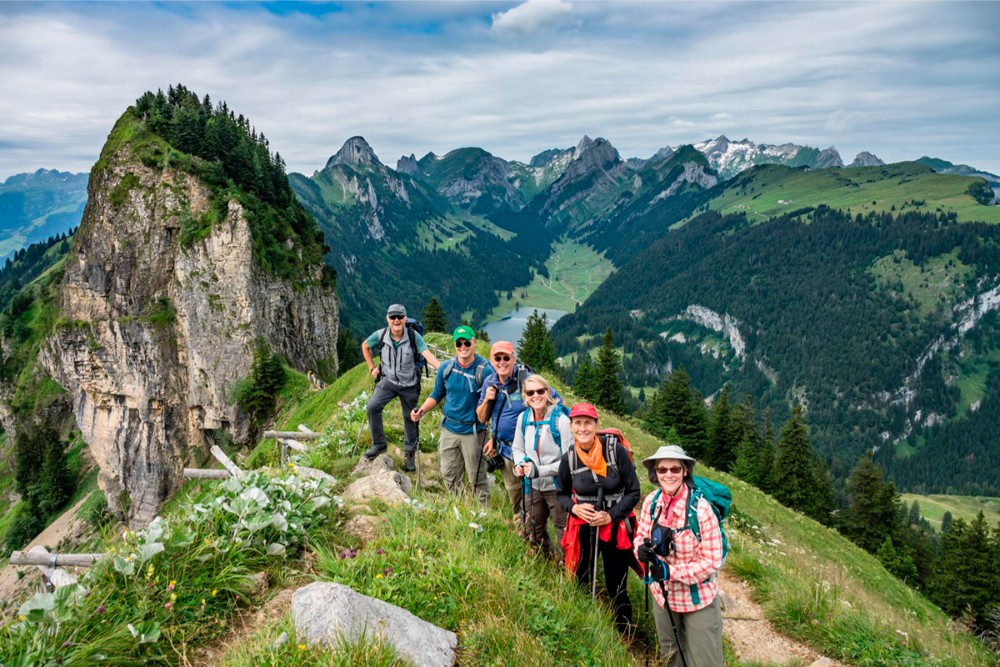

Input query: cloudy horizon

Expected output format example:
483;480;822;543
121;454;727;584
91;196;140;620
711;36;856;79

1;0;998;180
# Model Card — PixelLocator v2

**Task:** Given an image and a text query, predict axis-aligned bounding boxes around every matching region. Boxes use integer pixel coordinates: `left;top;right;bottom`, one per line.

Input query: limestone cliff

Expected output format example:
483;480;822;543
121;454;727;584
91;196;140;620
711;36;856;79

40;118;339;527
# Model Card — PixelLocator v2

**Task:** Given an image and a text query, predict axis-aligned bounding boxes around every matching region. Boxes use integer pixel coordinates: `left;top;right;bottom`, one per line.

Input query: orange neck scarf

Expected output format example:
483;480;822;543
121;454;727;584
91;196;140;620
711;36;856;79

575;438;607;478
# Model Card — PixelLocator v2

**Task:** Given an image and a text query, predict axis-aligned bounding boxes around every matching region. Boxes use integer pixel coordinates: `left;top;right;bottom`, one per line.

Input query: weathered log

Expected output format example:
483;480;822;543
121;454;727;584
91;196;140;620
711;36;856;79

210;445;243;478
11;550;104;568
280;438;307;452
183;468;230;479
298;424;319;436
264;430;321;440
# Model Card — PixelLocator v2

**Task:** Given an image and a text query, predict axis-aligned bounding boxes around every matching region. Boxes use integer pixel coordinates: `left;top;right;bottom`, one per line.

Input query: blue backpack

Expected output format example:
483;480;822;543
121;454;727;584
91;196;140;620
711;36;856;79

519;402;571;453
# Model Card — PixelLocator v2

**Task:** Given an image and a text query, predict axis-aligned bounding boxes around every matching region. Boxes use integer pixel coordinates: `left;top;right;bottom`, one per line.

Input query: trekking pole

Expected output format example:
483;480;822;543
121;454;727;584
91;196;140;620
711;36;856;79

591;486;605;600
644;577;650;667
662;583;689;667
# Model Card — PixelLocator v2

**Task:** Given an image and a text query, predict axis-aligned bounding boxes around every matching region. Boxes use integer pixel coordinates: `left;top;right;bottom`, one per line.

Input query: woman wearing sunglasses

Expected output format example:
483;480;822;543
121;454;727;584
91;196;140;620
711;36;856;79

634;445;723;666
512;374;573;558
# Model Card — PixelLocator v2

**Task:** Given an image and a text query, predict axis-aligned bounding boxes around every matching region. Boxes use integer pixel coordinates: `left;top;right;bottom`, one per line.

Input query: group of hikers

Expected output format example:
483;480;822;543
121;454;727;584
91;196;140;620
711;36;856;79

361;305;725;666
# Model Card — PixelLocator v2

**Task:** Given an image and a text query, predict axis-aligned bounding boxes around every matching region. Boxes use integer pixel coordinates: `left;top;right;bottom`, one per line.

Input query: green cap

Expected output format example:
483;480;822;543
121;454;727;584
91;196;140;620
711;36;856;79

452;325;476;342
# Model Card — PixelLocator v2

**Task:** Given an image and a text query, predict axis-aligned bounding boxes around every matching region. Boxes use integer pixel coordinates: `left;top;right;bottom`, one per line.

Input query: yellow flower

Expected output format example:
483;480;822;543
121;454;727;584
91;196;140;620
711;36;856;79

201;599;206;606
298;644;307;651
375;573;383;579
18;615;25;622
211;589;218;596
146;564;155;579
170;593;177;603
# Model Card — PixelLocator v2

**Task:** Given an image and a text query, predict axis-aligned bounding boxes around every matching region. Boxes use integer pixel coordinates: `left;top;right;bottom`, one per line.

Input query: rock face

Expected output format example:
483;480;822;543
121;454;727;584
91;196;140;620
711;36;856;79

40;139;338;527
293;582;458;667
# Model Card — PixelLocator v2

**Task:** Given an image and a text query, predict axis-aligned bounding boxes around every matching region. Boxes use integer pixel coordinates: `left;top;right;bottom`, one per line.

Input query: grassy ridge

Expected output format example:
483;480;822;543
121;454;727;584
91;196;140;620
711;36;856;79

695;162;1000;225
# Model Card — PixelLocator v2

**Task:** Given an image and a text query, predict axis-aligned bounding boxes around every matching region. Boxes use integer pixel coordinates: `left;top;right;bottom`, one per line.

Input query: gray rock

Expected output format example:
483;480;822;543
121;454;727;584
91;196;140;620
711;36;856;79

293;582;457;667
296;466;337;485
342;471;412;506
352;454;393;476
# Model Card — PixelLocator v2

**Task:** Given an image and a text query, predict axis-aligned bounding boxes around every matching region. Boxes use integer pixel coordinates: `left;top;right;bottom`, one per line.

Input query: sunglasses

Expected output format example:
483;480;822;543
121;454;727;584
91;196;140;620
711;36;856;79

655;465;685;475
524;388;548;397
388;315;405;321
493;355;511;362
455;339;473;348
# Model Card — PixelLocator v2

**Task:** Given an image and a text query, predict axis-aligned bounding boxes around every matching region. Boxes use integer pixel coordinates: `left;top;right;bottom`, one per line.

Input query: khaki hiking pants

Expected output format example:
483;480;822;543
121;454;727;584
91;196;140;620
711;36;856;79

652;595;723;666
438;428;489;505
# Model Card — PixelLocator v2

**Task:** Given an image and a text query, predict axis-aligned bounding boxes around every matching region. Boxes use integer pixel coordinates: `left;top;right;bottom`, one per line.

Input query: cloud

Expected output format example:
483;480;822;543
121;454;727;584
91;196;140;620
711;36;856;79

491;0;575;36
0;2;998;178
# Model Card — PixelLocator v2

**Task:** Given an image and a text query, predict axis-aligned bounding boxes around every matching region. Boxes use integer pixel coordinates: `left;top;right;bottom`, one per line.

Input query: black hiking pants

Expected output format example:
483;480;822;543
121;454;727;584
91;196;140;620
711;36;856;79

575;524;633;633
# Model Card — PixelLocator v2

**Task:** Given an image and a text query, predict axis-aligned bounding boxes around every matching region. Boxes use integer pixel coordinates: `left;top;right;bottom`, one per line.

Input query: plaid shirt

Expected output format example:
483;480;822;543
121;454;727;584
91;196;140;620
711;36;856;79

633;483;723;613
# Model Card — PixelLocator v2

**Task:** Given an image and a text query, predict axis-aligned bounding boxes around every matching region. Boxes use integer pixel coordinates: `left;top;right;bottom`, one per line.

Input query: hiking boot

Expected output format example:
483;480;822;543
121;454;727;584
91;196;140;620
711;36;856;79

404;453;416;472
364;444;387;460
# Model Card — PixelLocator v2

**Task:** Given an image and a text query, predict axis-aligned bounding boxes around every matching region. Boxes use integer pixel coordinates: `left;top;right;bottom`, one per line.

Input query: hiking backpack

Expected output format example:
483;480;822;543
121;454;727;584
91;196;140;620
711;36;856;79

519;402;572;453
441;357;489;393
377;317;427;379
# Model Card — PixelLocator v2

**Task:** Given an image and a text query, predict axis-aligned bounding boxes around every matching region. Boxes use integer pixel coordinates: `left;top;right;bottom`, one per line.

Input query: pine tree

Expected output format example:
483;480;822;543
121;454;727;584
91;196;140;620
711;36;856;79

839;453;902;553
649;366;709;459
773;405;829;522
876;536;917;582
707;385;736;471
594;328;628;414
517;310;557;371
574;353;600;403
422;297;448;333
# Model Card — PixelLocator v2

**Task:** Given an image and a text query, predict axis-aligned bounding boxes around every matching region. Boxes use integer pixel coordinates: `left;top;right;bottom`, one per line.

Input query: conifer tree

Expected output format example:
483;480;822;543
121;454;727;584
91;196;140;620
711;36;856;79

773;404;830;522
649;366;709;459
839;453;902;553
422;297;448;333
594;328;628;414
708;385;736;471
574;353;599;403
517;309;557;371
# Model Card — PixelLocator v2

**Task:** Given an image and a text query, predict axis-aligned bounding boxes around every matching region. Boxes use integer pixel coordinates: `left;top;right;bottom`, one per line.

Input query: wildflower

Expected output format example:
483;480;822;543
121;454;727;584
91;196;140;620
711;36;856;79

167;580;176;591
201;599;206;606
17;615;25;622
211;589;218;597
146;564;155;579
298;644;307;651
170;593;177;603
164;602;172;610
375;573;383;579
382;566;393;577
375;548;385;555
96;605;106;615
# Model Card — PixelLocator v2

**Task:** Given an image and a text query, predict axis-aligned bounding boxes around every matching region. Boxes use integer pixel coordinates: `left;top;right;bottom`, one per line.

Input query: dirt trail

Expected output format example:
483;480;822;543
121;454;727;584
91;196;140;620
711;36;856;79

719;568;841;666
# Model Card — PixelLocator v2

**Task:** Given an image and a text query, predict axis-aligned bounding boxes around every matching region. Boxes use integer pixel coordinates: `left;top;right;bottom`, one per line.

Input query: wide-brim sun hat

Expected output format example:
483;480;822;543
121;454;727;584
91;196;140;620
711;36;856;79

642;444;697;476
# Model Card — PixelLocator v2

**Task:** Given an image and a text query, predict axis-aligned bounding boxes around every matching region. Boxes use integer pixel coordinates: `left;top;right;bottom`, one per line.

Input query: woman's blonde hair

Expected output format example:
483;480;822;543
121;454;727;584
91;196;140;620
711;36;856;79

522;374;558;406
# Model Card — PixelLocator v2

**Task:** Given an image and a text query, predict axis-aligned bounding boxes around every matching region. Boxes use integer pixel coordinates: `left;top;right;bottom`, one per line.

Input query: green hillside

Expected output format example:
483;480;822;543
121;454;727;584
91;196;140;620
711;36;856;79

3;334;992;664
0;170;87;261
692;162;1000;225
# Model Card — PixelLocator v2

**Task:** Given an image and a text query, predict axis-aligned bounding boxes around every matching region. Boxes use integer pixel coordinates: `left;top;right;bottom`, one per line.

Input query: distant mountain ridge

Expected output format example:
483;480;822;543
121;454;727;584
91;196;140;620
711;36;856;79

0;168;87;261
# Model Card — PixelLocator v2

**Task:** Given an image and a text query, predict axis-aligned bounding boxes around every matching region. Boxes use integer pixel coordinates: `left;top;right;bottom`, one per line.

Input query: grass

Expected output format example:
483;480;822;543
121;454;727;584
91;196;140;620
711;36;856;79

689;162;1000;226
899;493;1000;532
488;238;616;317
868;248;973;319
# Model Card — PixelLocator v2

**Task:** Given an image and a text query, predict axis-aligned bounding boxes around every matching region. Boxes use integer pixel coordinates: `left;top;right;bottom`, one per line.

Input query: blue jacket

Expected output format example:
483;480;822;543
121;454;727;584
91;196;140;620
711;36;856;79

430;354;493;435
478;363;562;459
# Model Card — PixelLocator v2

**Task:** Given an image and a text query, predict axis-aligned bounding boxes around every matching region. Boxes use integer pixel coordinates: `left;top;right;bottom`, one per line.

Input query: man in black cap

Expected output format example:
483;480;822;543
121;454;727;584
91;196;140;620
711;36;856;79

362;304;440;471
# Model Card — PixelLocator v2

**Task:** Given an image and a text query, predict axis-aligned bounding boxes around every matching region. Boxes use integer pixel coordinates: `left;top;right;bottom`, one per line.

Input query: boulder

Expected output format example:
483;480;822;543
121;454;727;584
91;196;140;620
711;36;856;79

352;454;393;476
296;466;337;485
342;471;412;506
293;582;457;667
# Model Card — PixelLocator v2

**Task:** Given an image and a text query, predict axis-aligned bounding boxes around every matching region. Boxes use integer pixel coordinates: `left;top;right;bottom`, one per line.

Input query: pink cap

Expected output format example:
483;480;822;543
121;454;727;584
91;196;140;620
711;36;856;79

490;341;515;357
569;402;599;420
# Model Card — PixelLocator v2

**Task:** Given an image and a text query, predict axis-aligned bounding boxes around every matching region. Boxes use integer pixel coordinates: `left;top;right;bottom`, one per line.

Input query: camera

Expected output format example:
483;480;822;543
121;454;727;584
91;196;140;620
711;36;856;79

650;523;676;558
485;453;506;473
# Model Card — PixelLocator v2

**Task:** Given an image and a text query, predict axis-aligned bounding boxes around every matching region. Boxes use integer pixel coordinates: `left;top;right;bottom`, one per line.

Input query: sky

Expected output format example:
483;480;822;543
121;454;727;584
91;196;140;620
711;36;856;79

1;0;999;180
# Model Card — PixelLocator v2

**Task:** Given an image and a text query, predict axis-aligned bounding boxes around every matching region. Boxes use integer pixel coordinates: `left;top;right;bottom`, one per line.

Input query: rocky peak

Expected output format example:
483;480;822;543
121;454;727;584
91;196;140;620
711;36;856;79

396;154;419;175
42;120;339;527
326;136;382;170
851;151;885;167
573;135;595;159
571;137;620;171
814;147;845;169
